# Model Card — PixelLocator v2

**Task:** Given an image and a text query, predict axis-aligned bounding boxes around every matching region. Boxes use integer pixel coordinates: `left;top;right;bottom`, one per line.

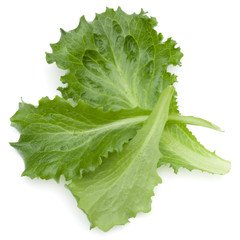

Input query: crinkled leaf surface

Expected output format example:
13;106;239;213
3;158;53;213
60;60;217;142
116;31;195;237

46;7;182;111
68;86;173;231
10;96;149;181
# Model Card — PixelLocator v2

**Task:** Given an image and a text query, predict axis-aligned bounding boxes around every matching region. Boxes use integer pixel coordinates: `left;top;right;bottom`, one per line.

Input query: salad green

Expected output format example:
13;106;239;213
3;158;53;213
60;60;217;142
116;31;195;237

11;7;230;231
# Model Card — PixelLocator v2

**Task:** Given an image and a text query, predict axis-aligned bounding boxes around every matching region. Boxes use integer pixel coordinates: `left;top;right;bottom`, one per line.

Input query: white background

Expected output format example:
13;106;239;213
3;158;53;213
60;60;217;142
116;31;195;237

0;0;239;239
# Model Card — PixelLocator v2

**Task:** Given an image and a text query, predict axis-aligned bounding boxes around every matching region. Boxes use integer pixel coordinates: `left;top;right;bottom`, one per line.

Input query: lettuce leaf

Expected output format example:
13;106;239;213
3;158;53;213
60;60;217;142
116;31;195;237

67;86;173;231
159;123;230;174
46;7;182;111
10;96;148;181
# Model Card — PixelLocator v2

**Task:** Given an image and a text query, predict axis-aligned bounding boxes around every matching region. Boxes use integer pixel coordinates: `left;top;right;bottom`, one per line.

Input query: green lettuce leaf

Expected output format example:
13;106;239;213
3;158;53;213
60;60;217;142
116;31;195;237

10;96;148;181
46;7;182;111
159;123;230;174
67;86;174;231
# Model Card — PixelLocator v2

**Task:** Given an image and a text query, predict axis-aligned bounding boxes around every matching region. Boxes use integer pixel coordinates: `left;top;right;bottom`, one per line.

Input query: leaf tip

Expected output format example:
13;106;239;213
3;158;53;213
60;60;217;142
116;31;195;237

9;142;16;147
45;51;54;64
60;28;67;37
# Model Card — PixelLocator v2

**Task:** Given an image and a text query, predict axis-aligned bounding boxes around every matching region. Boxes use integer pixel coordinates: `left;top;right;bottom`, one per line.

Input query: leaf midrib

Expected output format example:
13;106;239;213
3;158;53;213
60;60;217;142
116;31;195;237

22;115;148;136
